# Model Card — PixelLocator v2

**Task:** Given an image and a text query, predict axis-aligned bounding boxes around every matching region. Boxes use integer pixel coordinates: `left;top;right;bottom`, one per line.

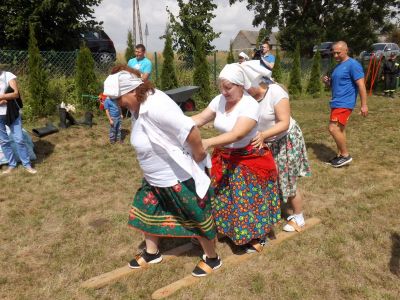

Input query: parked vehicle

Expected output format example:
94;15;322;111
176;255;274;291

313;42;333;57
80;30;116;64
359;43;400;61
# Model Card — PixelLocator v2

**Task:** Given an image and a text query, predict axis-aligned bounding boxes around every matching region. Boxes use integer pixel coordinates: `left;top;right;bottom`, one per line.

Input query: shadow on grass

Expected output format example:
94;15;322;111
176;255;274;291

121;129;130;142
33;139;55;164
390;232;400;277
306;142;336;162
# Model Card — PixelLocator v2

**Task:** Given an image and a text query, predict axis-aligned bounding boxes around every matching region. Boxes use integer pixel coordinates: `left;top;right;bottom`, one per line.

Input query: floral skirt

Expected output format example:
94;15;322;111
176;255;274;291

128;178;216;240
267;122;311;203
211;146;281;245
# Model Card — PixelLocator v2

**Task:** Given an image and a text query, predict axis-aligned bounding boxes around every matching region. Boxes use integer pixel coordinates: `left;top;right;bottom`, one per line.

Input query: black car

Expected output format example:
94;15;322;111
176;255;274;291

313;42;334;58
80;30;116;64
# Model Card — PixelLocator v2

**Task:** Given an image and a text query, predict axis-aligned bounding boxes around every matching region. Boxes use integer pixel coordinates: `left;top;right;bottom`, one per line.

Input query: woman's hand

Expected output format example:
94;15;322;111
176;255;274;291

202;139;210;152
251;131;265;149
0;100;7;105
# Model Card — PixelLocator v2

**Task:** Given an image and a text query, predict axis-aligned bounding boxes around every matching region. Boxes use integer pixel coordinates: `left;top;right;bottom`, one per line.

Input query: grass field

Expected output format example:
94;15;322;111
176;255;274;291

0;93;399;299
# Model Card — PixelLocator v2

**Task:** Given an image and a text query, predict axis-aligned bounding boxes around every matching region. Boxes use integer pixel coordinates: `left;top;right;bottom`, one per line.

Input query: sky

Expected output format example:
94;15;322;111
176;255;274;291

93;0;261;53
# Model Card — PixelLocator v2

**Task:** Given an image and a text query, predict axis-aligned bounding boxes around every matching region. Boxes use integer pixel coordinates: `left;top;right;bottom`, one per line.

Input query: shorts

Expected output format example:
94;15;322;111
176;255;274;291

330;108;352;126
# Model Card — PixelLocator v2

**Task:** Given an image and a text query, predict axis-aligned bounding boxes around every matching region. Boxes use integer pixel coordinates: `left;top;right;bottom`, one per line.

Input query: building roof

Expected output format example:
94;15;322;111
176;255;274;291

235;30;278;45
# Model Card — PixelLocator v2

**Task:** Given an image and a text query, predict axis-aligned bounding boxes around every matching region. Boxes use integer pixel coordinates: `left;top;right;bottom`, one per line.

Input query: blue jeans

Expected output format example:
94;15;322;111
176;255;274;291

0;115;32;168
109;116;121;142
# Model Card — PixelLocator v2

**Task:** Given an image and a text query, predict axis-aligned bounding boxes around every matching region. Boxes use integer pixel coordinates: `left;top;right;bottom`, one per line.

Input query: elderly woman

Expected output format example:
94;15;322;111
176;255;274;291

191;63;280;253
242;61;311;232
103;66;221;277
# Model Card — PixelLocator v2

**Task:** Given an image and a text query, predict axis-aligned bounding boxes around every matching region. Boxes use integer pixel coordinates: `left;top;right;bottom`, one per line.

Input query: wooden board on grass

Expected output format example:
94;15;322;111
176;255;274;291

151;217;321;299
81;242;193;289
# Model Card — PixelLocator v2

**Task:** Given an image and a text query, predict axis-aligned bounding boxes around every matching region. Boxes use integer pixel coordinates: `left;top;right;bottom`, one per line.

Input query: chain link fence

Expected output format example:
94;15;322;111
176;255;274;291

0;50;114;76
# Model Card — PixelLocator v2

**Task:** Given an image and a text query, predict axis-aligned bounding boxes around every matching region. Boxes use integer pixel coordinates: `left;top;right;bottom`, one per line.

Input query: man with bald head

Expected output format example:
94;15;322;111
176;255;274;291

322;41;368;168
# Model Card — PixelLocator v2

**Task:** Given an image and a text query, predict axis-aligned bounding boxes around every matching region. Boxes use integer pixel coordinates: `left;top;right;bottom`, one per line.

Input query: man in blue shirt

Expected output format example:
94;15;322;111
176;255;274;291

127;44;152;81
322;41;368;167
260;41;275;71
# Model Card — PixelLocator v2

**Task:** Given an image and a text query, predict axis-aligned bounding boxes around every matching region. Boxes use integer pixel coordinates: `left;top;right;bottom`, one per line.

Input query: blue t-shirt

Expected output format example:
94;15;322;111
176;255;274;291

263;53;275;63
330;58;364;109
104;98;120;118
127;57;152;79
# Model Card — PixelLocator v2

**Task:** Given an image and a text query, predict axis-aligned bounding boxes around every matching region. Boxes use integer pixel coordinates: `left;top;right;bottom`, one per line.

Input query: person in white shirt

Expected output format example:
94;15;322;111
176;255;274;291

0;70;37;175
191;63;281;253
103;66;221;277
241;60;311;232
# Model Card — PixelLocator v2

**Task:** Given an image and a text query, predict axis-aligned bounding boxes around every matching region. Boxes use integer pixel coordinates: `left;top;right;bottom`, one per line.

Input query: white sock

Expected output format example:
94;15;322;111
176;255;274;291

294;213;305;227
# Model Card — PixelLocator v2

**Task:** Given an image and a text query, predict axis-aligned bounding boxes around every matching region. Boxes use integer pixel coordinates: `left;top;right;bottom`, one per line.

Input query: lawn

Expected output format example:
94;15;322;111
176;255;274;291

0;94;399;299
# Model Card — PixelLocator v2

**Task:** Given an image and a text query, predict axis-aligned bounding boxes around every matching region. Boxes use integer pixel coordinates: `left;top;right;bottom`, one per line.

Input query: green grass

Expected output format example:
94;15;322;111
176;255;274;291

0;94;399;299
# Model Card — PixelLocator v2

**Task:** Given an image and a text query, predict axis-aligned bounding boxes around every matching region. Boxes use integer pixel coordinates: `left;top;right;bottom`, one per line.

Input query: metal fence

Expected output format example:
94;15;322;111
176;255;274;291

0;50;114;76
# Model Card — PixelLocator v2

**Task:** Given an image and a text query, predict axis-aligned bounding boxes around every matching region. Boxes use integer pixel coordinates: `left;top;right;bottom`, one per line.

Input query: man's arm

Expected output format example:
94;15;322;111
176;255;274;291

356;78;368;117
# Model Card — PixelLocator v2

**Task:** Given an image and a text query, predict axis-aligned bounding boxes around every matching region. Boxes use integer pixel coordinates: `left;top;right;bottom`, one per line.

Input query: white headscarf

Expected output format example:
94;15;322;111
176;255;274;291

103;70;143;98
218;63;252;89
239;52;249;61
240;60;273;87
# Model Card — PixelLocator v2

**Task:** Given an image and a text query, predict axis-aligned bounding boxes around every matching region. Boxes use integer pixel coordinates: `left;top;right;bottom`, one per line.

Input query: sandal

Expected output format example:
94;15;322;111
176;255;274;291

283;216;304;232
128;249;163;269
244;239;265;254
191;254;222;277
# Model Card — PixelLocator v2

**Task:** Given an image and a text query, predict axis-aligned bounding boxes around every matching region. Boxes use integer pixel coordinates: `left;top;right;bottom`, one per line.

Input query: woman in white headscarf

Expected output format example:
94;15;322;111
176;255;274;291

103;66;221;277
191;63;280;253
242;60;311;232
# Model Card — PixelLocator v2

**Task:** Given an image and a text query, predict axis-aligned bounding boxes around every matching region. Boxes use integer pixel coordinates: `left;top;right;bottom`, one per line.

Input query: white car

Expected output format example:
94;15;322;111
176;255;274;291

359;43;400;61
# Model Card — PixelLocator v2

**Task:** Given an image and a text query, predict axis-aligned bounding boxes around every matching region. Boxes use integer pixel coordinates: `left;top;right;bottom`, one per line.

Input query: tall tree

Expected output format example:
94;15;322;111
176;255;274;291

229;0;398;56
160;27;178;91
167;0;220;67
0;0;102;50
288;43;302;97
125;30;135;63
227;42;235;64
307;50;322;98
28;24;50;117
75;46;98;111
272;47;282;83
193;33;211;106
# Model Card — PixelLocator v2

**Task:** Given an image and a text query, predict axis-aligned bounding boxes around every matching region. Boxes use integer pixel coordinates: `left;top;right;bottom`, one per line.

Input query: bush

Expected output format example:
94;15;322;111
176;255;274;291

160;29;178;90
289;43;302;97
307;50;322;97
227;42;234;64
125;30;135;63
193;34;211;108
27;24;51;117
75;46;99;111
272;47;282;83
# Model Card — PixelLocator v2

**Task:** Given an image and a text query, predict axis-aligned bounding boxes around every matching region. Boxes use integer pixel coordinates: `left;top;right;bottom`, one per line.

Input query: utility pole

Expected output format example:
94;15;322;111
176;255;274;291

132;0;143;46
145;23;149;49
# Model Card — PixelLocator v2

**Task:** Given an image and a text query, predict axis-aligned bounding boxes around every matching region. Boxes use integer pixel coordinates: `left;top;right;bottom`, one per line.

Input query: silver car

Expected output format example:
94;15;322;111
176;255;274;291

360;43;400;61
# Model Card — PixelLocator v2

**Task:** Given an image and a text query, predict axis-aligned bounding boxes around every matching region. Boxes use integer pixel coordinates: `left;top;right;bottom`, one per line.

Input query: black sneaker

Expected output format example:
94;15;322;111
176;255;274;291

128;249;163;269
326;155;341;165
331;155;352;168
191;255;222;277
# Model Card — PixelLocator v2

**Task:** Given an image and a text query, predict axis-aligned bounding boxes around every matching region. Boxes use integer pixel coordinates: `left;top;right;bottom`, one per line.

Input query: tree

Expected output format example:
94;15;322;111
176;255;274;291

272;47;282;83
75;46;98;111
160;27;178;91
307;50;322;98
125;30;135;63
28;24;50;117
229;0;398;56
288;43;302;97
0;0;102;50
193;33;211;106
167;0;220;67
227;42;235;64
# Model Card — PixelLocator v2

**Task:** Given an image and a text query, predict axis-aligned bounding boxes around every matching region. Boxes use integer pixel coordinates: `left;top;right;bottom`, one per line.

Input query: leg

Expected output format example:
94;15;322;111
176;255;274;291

9;116;32;168
328;121;349;157
116;118;122;142
289;191;303;215
197;236;217;258
283;191;305;232
0;116;18;168
144;234;159;254
109;123;116;143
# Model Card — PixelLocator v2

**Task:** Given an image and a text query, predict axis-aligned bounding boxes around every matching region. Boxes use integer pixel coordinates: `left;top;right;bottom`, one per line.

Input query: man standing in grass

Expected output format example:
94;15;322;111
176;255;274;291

127;44;152;81
322;41;368;168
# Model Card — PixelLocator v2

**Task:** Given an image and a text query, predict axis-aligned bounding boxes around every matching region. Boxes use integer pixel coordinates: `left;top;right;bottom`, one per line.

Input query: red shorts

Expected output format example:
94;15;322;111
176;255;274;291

330;108;352;126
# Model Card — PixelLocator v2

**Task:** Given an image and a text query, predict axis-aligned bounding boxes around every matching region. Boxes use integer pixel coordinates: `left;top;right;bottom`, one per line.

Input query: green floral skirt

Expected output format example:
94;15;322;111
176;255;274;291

128;178;216;240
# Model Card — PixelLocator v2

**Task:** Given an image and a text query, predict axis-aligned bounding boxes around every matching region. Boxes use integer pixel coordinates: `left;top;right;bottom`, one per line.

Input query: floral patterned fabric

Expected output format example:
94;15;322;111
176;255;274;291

267;122;311;203
211;146;281;245
128;178;216;240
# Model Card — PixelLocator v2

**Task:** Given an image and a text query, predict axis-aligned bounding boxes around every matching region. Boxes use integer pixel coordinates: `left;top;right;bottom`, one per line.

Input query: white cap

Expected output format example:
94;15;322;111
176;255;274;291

103;71;143;98
239;52;249;61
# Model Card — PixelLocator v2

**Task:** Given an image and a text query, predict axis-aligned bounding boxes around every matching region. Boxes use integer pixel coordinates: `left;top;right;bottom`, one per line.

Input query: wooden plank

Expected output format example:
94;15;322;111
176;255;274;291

81;242;194;289
151;217;321;299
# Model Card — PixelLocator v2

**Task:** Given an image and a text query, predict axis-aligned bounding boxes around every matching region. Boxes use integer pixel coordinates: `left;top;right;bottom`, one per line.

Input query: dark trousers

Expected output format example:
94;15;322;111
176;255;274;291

384;74;397;93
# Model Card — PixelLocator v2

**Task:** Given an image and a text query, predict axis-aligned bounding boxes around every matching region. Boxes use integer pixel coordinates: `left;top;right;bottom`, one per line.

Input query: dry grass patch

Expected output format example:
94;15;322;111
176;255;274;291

0;95;399;299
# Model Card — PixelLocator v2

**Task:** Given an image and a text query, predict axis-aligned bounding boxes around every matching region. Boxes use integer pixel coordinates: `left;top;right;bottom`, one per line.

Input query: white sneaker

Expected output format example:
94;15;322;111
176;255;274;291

24;167;37;174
